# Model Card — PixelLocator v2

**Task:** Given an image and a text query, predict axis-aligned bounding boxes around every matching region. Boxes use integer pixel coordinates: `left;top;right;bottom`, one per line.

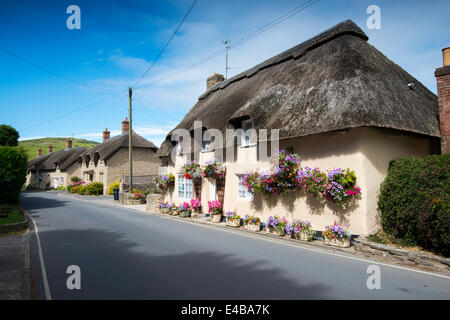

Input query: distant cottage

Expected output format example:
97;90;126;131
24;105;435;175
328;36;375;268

26;118;161;194
27;138;88;189
156;20;444;236
78;118;160;194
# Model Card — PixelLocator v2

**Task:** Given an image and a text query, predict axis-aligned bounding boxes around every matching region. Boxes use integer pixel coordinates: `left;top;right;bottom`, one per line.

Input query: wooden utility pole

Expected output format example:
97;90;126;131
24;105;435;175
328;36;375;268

128;87;133;191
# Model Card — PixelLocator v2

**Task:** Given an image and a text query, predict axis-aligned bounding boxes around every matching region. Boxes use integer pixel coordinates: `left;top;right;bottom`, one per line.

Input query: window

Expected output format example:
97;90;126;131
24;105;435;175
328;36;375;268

178;175;193;200
99;173;104;183
238;174;253;200
241;119;253;147
159;166;168;175
176;142;182;156
202;140;211;152
60;177;64;184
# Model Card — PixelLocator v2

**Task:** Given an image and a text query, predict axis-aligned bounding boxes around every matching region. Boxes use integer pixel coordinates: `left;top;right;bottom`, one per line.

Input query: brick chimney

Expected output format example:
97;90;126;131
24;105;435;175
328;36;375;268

122;117;129;134
48;144;53;153
435;47;450;154
37;148;42;157
102;128;110;142
207;73;224;89
66;138;72;149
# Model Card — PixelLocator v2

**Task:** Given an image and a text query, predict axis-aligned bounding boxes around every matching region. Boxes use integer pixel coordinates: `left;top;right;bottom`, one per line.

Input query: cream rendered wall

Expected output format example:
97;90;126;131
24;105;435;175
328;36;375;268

357;127;436;235
163;127;436;235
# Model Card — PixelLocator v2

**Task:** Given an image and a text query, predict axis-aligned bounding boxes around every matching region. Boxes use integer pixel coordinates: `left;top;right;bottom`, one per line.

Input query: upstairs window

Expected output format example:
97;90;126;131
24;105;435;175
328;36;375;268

241;119;253;147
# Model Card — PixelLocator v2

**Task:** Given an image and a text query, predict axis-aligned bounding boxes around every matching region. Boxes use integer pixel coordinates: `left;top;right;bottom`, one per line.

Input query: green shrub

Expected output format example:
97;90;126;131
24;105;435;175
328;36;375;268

79;185;88;195
71;176;81;183
67;184;74;192
108;180;120;195
0;146;28;203
378;154;450;257
70;185;82;194
83;182;104;195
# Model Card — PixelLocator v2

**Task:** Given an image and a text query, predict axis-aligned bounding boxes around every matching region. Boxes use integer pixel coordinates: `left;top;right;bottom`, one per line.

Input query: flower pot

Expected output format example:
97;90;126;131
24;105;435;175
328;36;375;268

247;223;260;232
211;214;222;223
140;198;146;204
275;228;285;236
299;231;314;241
324;236;350;247
162;208;169;214
227;219;240;227
266;226;275;234
191;212;199;219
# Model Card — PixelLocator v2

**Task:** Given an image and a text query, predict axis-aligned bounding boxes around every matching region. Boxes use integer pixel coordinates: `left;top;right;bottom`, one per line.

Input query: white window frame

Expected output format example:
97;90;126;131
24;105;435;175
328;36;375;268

237;174;254;200
202;139;211;152
176;142;182;156
178;174;193;200
241;119;253;147
60;176;64;184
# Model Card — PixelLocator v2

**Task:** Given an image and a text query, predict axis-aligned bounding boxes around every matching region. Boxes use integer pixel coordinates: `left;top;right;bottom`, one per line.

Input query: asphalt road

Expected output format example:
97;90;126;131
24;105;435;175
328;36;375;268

21;192;450;300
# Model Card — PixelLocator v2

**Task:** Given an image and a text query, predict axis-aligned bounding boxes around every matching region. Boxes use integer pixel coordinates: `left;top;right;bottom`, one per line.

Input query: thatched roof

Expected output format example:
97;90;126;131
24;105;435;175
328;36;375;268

157;19;439;156
79;131;158;163
28;147;88;171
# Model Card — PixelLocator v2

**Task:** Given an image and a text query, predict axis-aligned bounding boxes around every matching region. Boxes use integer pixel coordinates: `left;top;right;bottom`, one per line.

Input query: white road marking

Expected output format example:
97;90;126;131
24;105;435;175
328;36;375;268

27;213;52;300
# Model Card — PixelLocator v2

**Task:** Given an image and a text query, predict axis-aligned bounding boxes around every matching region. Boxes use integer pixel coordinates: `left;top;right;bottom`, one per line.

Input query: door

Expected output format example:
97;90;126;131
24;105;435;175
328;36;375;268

210;179;216;201
53;177;58;188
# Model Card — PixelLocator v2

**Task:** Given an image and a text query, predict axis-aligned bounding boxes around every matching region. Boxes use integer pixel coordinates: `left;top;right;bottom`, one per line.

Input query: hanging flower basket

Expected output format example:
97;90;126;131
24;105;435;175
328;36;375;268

154;174;175;192
181;161;202;181
202;158;225;180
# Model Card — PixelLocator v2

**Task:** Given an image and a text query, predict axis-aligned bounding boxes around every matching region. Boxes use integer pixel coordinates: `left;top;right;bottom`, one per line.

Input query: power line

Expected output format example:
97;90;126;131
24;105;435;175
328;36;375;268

0;45;124;93
19;91;127;133
133;0;198;88
134;0;320;90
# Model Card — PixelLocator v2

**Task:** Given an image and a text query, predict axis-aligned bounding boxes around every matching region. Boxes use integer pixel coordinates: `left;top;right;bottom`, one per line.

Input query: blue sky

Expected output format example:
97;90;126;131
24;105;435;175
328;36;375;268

1;0;449;146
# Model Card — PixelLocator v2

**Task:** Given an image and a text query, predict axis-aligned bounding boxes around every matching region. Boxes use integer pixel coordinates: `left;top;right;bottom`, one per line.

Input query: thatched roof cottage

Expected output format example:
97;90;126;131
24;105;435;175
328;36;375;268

78;118;160;194
157;20;443;236
27;138;88;189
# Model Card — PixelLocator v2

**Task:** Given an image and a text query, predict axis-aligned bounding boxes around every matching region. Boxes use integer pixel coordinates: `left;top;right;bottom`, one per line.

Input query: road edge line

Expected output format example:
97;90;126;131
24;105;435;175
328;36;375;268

27;212;52;300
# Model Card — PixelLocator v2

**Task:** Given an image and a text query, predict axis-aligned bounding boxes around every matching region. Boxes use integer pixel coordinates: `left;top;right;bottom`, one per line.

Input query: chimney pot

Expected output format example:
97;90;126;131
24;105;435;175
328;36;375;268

207;73;225;89
443;47;450;67
66;138;72;149
122;118;130;134
102;128;111;142
48;144;53;153
37;148;42;157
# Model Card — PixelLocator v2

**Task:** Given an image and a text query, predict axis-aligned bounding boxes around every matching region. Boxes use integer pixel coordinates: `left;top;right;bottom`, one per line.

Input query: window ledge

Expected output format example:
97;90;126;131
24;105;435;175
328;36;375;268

239;143;257;148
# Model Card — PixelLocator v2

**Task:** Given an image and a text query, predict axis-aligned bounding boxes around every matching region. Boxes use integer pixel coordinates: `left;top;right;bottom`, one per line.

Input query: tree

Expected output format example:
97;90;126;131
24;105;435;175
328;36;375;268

0;125;19;146
0;146;28;203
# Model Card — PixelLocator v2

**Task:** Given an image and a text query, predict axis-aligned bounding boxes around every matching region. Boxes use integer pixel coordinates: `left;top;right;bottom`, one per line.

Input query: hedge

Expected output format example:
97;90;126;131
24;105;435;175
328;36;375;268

0;146;28;203
108;180;120;195
378;154;450;257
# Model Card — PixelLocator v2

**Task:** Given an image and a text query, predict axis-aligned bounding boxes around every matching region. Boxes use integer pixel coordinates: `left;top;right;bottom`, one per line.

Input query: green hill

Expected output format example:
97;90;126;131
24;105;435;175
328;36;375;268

20;137;99;160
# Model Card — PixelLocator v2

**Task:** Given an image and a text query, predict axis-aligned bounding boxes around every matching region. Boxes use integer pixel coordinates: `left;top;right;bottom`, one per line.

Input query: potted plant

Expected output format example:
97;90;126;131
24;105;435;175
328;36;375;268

178;202;191;218
158;202;167;213
190;198;201;218
154;173;176;192
225;211;240;227
322;222;351;247
243;215;261;232
208;200;222;223
266;216;287;235
285;219;315;241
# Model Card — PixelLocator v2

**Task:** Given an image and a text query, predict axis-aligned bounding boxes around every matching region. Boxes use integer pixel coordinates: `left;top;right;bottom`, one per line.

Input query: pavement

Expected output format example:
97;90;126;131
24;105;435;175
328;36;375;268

0;230;30;300
20;191;450;300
